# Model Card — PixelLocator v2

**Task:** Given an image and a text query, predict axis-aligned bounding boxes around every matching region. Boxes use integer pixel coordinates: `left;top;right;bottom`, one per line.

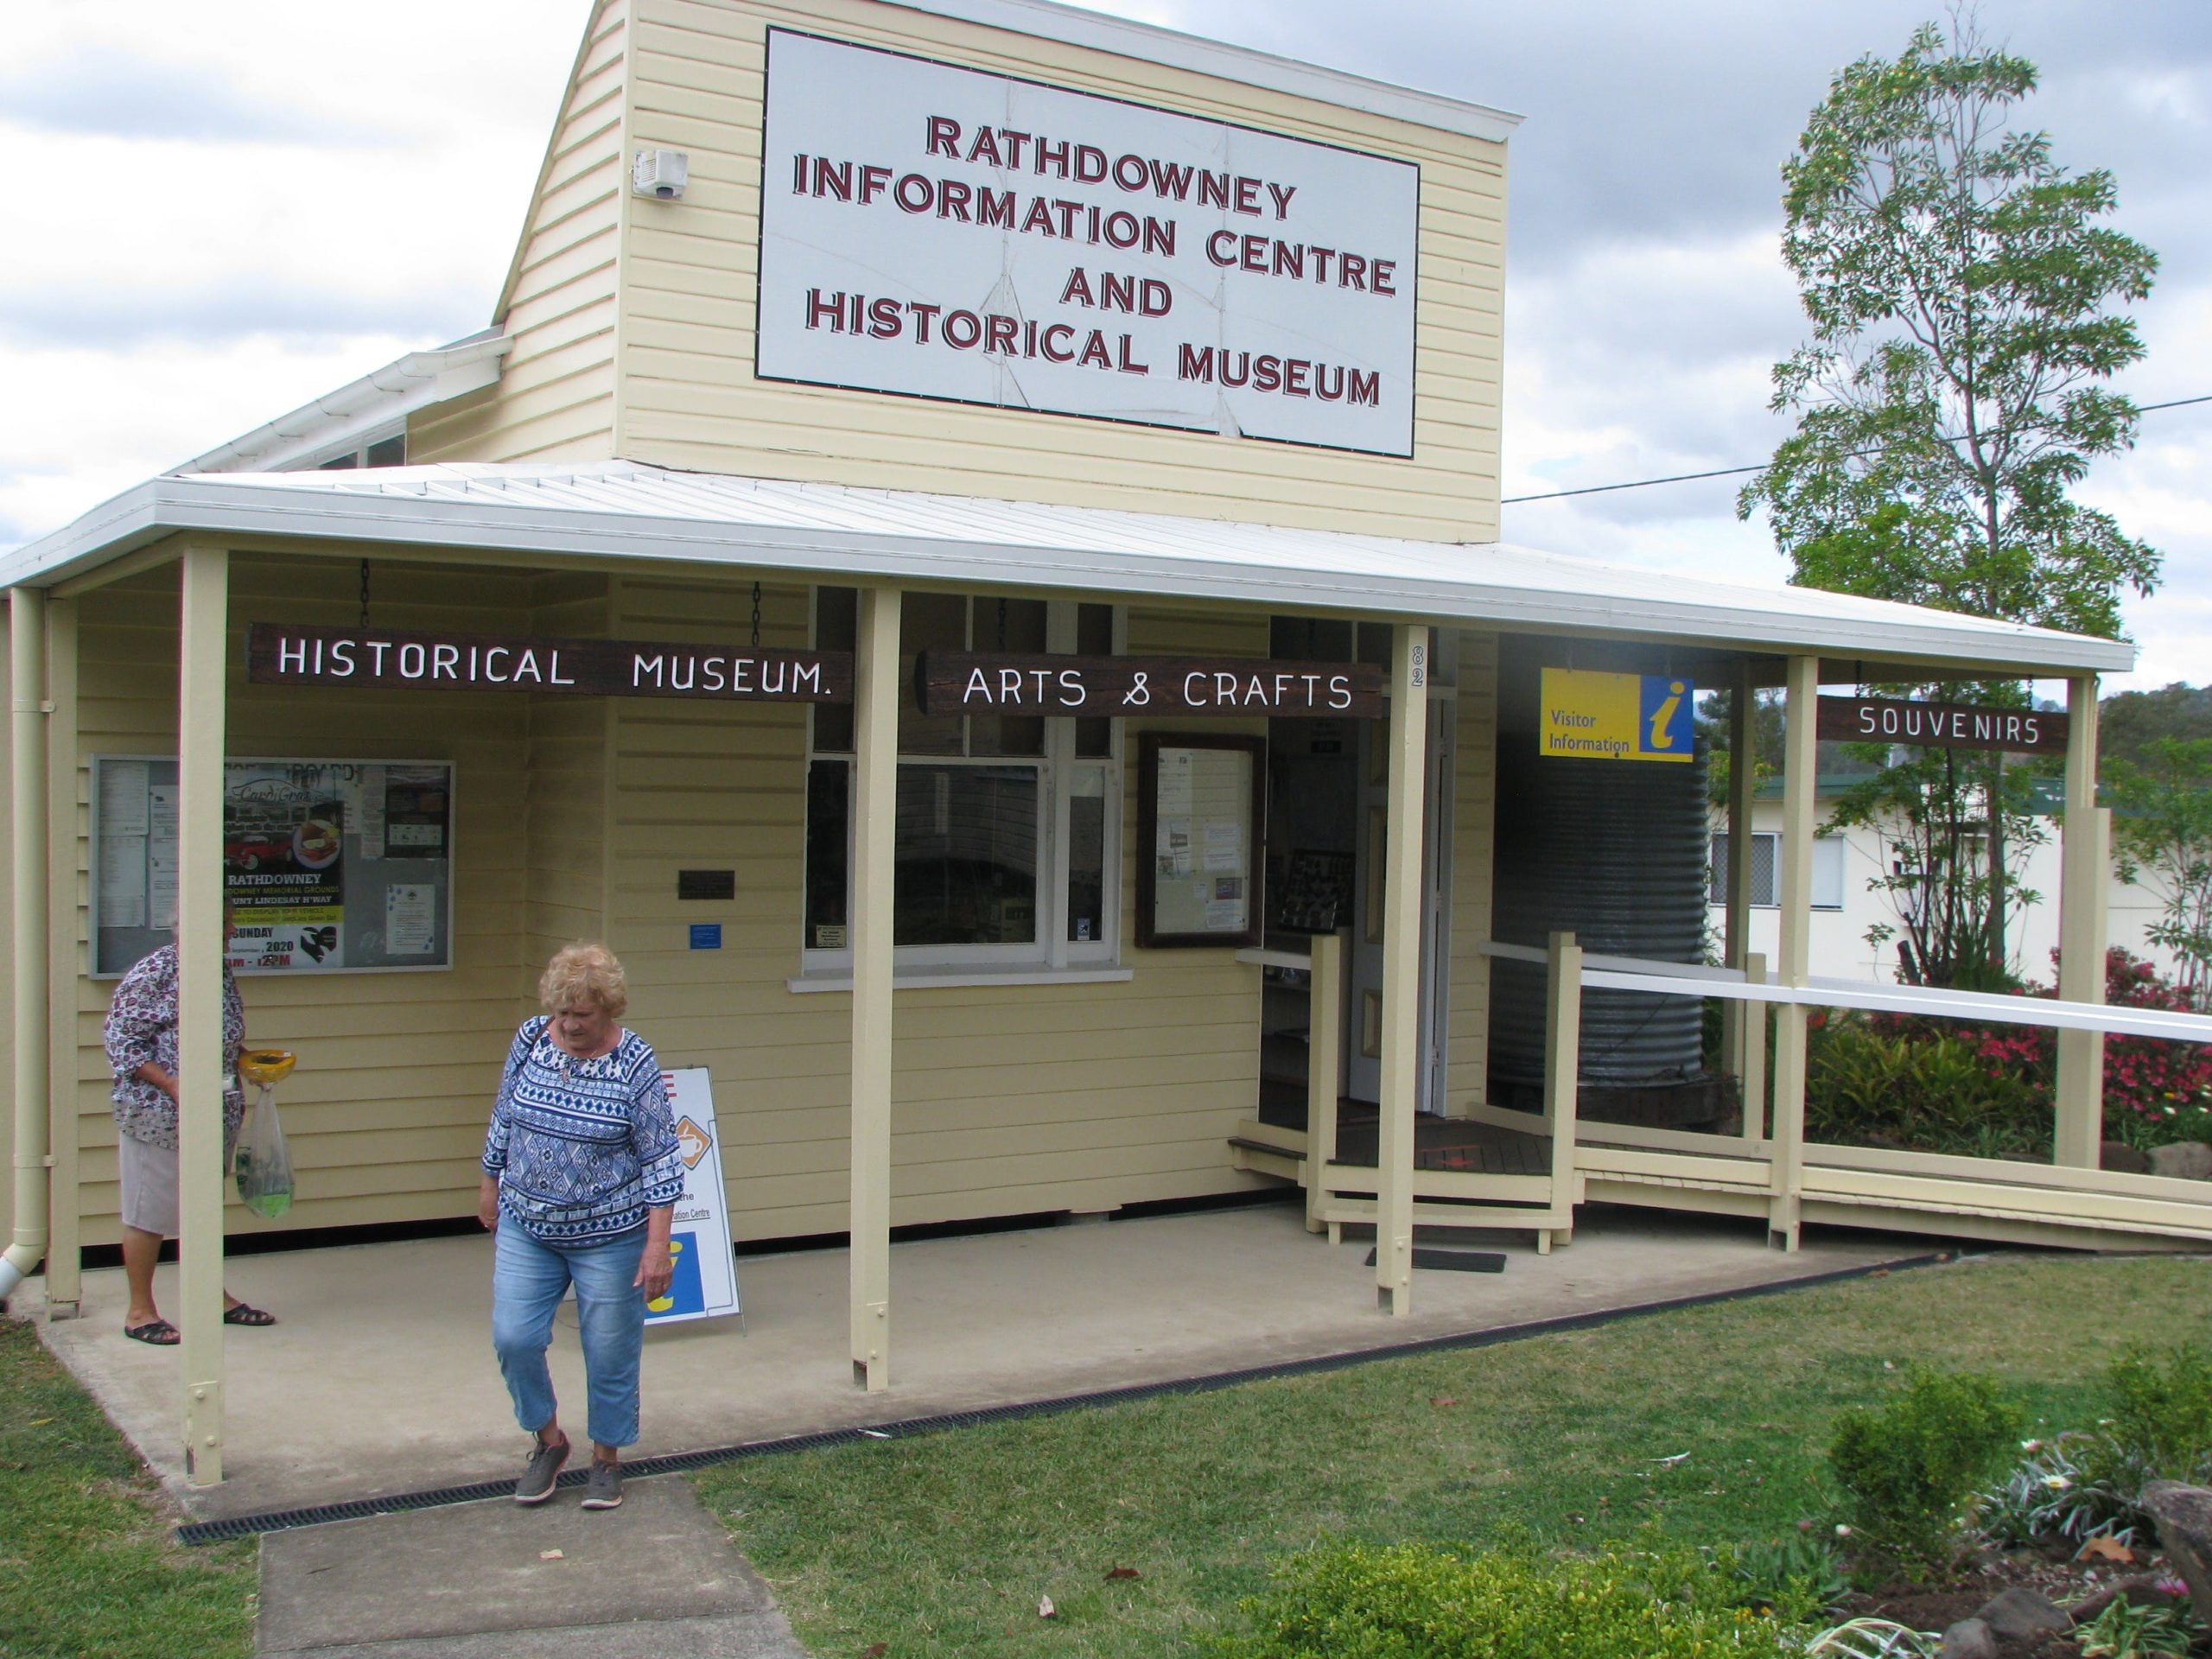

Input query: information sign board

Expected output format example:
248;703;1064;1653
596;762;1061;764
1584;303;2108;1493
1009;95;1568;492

1537;669;1694;764
646;1068;741;1327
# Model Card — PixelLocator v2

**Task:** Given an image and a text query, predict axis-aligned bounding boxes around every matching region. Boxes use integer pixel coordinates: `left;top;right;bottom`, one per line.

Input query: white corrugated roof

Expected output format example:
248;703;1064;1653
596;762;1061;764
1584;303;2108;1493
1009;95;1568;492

0;459;2133;674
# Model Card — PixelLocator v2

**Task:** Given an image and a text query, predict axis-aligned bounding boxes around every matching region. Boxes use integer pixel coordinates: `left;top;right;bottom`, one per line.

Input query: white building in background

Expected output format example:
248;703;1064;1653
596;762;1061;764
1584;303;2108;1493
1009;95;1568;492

1709;783;2176;988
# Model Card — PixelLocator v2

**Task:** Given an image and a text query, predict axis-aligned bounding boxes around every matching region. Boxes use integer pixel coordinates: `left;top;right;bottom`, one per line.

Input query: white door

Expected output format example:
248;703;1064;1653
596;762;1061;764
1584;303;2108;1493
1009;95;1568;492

1345;700;1454;1109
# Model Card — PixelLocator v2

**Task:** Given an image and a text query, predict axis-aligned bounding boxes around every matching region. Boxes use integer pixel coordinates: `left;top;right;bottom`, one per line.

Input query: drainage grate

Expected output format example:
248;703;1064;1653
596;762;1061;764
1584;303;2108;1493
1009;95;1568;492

175;1250;1950;1545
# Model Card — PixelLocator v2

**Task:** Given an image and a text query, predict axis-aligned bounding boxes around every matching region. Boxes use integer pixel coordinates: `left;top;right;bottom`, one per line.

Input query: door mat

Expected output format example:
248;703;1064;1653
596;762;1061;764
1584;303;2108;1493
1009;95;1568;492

1364;1247;1507;1273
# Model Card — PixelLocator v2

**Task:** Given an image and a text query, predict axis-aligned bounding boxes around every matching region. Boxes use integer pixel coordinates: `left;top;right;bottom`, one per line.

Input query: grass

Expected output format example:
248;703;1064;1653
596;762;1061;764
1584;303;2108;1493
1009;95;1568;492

0;1315;255;1659
690;1253;2212;1659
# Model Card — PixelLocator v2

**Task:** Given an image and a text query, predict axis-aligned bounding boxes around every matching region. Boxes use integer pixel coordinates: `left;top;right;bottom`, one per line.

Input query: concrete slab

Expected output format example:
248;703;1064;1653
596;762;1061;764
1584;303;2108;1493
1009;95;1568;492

256;1476;804;1657
29;1199;1940;1521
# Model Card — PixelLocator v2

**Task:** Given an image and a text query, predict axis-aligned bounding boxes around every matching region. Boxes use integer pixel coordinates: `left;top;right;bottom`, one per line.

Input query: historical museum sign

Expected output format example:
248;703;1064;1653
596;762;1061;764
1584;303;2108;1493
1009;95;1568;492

247;625;852;703
1538;668;1695;763
916;652;1387;718
757;29;1420;455
1818;696;2069;756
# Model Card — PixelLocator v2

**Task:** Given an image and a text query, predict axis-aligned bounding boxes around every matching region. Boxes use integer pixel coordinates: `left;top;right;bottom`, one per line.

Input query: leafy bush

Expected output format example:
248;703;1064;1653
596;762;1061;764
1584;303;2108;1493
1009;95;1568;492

1978;1432;2144;1553
1211;1538;1801;1659
1828;1368;2024;1578
1724;1533;1850;1622
1806;1018;2049;1156
2104;1341;2212;1480
2076;1587;2203;1659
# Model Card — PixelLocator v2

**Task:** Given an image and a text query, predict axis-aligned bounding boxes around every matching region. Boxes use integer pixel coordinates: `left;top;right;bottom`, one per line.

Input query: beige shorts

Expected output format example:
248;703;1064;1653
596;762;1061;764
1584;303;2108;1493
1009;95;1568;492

118;1131;237;1238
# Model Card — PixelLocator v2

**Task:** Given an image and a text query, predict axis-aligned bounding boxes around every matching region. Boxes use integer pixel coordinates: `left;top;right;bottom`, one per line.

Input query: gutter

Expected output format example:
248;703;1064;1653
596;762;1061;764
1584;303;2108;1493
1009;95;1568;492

1;589;48;1303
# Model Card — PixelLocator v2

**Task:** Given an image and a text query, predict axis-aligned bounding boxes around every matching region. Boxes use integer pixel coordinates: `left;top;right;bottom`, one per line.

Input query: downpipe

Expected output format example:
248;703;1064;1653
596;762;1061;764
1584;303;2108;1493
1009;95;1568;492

2;587;50;1305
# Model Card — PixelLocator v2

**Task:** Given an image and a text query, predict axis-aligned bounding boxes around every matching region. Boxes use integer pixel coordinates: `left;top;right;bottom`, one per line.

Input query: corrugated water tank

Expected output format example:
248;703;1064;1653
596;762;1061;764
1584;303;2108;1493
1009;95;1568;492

1488;736;1711;1092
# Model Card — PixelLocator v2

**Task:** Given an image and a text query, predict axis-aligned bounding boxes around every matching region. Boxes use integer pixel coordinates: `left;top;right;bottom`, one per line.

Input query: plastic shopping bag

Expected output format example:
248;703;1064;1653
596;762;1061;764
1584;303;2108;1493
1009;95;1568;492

234;1091;295;1219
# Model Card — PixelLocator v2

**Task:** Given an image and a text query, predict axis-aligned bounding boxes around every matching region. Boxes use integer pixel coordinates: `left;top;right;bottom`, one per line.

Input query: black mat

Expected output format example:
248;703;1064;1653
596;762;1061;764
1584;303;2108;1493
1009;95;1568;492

1364;1247;1508;1273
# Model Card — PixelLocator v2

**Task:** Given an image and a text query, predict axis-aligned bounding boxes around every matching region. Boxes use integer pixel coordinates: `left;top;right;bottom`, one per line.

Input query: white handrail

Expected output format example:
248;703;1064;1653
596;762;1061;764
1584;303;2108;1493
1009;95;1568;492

1478;940;2212;1046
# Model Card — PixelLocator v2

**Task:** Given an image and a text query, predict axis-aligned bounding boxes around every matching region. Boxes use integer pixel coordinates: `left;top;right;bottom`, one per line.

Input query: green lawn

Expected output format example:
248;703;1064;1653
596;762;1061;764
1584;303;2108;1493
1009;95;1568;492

691;1254;2212;1659
0;1316;255;1659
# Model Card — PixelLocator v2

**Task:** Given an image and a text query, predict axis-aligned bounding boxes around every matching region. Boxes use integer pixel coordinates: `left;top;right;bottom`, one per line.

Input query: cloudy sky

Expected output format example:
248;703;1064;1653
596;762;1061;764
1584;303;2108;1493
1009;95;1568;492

3;0;2205;689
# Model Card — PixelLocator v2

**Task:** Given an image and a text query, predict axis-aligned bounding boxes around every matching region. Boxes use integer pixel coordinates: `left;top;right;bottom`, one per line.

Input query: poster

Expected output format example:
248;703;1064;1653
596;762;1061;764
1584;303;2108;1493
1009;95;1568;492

224;763;348;972
645;1068;741;1327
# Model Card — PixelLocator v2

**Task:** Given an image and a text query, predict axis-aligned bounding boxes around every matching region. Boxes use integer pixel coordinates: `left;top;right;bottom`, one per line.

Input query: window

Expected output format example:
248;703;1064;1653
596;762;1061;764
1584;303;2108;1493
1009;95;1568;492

1709;832;1845;911
316;433;406;470
804;589;1121;969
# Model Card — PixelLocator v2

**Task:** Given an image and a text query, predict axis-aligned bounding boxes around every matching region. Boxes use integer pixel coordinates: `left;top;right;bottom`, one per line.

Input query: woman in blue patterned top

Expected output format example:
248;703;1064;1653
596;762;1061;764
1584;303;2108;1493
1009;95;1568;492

480;943;683;1510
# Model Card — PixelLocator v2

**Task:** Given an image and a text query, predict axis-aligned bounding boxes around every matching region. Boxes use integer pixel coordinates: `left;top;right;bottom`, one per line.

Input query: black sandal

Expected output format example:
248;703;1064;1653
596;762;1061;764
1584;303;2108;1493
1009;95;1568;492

223;1303;277;1327
124;1319;181;1345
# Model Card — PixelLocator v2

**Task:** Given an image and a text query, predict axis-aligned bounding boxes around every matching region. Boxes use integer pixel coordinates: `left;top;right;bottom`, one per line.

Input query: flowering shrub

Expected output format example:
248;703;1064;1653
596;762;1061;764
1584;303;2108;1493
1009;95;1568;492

1818;947;2212;1154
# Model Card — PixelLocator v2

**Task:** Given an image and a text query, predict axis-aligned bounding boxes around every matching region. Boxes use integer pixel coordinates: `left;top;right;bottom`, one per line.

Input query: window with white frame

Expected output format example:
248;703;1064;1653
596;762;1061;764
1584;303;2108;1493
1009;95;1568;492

1708;831;1845;910
804;588;1121;969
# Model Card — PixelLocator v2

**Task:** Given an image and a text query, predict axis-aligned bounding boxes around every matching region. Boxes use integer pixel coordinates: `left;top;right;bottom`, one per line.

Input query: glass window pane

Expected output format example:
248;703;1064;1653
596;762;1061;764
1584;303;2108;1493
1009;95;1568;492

972;597;1048;756
1708;833;1729;906
894;764;1038;945
1751;834;1779;907
1812;836;1847;910
1067;766;1108;944
899;593;968;755
365;435;405;467
804;759;850;948
812;588;856;753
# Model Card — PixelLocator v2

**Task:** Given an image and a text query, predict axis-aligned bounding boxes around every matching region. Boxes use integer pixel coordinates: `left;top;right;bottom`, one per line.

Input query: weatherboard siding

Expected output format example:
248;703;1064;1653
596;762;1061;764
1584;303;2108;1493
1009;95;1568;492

64;556;540;1247
598;580;1270;1241
610;0;1503;540
410;1;629;465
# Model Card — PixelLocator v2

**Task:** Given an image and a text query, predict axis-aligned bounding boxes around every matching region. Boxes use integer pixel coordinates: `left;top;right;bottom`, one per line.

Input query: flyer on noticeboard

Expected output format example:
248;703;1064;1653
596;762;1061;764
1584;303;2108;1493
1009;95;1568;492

224;764;349;972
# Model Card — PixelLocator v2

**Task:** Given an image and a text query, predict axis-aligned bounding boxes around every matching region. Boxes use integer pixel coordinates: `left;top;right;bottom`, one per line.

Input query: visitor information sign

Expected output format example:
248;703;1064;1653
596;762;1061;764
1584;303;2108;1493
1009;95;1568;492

645;1068;741;1327
1538;669;1695;764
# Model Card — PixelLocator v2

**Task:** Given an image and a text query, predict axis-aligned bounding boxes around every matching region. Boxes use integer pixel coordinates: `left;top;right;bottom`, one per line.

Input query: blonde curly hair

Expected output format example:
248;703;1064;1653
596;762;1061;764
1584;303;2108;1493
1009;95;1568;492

538;942;629;1019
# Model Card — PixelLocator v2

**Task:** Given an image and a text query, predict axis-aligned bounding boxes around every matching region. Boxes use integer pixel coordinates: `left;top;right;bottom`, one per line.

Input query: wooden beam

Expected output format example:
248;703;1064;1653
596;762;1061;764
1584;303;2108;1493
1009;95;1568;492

1375;625;1429;1315
1304;930;1344;1236
2054;674;2106;1168
849;585;899;1390
8;590;51;1303
1768;653;1818;1252
177;544;228;1484
1541;931;1582;1254
48;538;184;601
43;598;80;1312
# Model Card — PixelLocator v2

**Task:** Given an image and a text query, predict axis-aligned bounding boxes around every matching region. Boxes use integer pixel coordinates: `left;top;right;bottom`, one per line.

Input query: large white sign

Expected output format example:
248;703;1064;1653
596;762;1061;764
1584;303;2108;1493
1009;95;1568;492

645;1068;741;1326
758;29;1420;456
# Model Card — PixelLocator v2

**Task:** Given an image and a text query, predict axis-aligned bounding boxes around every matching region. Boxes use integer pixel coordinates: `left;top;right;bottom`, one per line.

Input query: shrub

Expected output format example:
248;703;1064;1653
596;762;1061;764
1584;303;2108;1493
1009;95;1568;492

1724;1533;1850;1622
1211;1538;1800;1659
2104;1341;2212;1480
1806;1019;2048;1156
1828;1368;2024;1578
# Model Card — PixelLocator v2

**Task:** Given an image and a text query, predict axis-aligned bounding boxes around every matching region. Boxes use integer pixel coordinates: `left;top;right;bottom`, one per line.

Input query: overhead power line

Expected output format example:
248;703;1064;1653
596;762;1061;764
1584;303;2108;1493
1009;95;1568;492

1500;392;2212;506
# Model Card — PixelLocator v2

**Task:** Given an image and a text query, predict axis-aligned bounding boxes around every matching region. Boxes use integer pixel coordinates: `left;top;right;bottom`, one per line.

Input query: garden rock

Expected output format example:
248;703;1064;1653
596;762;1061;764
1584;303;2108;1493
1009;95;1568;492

2142;1480;2212;1625
1939;1616;1997;1659
2147;1141;2212;1180
1974;1586;2069;1640
2100;1140;2151;1174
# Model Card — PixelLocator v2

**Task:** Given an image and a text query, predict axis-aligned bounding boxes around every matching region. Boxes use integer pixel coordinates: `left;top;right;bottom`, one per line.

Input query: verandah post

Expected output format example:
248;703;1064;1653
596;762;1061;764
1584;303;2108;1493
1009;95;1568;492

1375;624;1428;1315
849;585;899;1392
1723;659;1758;1089
1766;653;1817;1252
177;543;228;1483
1540;930;1581;1255
1303;929;1344;1236
45;597;81;1313
2054;674;2107;1169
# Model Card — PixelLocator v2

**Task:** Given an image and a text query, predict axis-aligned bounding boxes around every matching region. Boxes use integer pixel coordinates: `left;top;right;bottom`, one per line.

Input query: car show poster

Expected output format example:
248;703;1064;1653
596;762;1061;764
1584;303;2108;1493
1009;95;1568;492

224;763;348;972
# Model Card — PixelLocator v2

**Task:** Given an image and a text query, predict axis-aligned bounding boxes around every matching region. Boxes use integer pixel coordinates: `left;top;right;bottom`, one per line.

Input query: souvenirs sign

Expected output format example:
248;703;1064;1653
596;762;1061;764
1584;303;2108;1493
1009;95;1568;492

248;625;852;703
759;29;1419;454
1818;696;2069;756
916;652;1387;718
1538;668;1695;763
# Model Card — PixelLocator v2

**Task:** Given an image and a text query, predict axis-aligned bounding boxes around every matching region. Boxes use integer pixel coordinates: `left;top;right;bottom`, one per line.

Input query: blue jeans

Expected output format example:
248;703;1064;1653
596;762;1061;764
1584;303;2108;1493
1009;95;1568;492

491;1223;646;1450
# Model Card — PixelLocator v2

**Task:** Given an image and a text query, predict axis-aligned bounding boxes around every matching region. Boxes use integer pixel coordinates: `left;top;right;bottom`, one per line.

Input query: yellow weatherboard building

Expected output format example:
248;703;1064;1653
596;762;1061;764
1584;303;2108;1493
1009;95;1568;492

0;0;2201;1488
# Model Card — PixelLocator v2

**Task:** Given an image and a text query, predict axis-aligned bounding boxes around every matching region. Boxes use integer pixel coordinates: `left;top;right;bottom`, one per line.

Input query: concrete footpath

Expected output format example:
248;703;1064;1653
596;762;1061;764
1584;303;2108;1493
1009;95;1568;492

256;1475;806;1658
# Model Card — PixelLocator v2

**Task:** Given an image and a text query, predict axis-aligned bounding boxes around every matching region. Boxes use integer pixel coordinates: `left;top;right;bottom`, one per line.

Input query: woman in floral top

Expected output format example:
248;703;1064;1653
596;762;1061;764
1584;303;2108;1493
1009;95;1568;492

103;905;277;1343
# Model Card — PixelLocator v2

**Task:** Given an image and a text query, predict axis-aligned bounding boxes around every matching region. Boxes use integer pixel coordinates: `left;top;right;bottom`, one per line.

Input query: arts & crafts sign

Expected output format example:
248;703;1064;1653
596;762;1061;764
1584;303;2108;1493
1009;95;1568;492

757;29;1420;455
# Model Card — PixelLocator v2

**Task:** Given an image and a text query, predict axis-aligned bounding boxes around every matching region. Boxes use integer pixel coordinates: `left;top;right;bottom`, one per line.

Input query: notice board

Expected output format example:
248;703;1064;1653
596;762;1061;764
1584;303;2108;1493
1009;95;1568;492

645;1067;741;1328
1137;734;1263;949
92;755;455;978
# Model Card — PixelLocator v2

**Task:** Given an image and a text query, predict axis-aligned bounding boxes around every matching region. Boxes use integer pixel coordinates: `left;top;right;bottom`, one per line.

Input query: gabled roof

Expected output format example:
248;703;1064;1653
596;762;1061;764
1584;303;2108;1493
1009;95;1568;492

1;460;2133;677
175;333;512;475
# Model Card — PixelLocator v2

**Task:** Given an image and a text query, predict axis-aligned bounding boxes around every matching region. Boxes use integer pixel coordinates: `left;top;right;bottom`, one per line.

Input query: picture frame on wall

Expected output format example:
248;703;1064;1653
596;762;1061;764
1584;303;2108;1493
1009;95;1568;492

1135;733;1264;950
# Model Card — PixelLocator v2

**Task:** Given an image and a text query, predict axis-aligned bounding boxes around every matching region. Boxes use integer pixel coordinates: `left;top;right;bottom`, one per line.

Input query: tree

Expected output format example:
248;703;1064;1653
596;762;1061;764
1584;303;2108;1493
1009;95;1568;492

2101;683;2212;778
1741;11;2159;988
2107;737;2212;1012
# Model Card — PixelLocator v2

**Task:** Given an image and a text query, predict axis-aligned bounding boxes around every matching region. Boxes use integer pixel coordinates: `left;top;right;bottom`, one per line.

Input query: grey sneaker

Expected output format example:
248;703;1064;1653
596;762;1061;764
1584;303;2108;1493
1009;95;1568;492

580;1459;623;1510
513;1436;569;1504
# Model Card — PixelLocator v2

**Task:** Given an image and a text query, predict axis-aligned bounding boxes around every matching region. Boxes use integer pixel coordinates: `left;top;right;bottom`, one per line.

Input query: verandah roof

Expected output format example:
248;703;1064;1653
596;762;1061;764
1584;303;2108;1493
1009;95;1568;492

1;458;2132;677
